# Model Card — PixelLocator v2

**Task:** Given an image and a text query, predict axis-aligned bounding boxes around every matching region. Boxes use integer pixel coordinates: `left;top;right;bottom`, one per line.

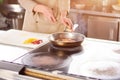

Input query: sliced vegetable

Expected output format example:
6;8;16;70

31;40;43;44
23;38;43;44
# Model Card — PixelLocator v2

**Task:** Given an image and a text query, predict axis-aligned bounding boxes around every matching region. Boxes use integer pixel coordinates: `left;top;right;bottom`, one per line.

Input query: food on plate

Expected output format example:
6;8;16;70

23;38;43;44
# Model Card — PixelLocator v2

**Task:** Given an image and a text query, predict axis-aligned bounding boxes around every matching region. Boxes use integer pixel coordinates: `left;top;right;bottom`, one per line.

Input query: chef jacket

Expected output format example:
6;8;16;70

18;0;70;33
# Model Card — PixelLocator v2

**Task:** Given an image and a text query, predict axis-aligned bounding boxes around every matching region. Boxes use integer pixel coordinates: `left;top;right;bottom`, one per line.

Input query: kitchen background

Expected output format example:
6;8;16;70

0;0;120;41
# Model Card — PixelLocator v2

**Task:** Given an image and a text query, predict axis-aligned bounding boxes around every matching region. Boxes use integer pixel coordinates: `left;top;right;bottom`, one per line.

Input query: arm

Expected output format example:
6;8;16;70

59;0;73;31
18;0;56;23
33;4;56;23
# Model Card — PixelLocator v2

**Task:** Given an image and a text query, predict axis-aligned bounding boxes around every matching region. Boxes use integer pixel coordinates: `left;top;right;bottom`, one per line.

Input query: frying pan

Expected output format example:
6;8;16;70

49;32;85;47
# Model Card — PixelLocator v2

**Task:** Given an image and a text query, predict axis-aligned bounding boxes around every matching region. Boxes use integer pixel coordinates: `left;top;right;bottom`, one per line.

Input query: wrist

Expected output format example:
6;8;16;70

60;11;68;17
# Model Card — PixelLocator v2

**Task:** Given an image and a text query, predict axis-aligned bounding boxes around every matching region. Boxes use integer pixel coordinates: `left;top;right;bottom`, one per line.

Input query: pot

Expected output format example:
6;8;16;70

0;4;25;17
49;32;85;48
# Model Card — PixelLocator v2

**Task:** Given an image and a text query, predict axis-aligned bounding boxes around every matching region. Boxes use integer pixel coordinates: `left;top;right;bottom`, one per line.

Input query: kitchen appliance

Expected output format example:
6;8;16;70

19;42;83;71
11;42;94;80
0;4;25;30
3;38;120;80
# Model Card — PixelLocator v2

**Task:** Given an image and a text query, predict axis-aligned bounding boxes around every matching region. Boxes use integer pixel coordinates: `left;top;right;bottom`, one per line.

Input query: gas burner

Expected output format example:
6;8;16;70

21;52;72;71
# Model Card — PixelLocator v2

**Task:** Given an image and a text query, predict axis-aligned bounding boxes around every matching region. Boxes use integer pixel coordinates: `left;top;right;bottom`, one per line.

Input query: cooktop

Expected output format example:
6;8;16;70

13;42;83;72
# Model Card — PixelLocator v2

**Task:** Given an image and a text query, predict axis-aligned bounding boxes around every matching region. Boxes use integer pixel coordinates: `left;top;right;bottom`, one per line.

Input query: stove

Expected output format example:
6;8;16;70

13;42;83;72
12;43;99;80
4;38;120;80
11;43;101;80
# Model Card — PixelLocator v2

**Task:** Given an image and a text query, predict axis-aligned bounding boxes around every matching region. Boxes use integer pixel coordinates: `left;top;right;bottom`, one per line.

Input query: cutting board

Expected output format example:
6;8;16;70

0;29;50;49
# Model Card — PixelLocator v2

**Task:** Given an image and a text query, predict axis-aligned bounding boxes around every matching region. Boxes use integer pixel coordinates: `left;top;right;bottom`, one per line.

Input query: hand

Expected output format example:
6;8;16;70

60;11;73;31
33;4;56;23
60;16;73;32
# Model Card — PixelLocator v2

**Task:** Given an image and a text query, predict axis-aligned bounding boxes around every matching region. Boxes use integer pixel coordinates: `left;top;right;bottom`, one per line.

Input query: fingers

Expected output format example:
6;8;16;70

62;18;73;31
49;15;56;23
34;4;56;23
44;10;56;23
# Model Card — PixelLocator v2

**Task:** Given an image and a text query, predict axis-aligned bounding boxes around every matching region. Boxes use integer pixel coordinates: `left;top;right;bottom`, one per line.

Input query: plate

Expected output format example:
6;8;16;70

0;29;50;48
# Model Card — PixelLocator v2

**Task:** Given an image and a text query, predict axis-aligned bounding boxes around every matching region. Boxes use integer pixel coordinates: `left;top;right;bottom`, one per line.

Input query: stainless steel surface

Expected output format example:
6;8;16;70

87;16;119;41
0;4;25;16
49;32;85;47
0;4;25;30
0;61;97;80
0;13;7;29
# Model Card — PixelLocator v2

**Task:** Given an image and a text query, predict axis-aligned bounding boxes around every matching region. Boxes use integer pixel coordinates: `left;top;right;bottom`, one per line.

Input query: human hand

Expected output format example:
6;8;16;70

60;11;73;32
33;4;56;23
60;16;73;32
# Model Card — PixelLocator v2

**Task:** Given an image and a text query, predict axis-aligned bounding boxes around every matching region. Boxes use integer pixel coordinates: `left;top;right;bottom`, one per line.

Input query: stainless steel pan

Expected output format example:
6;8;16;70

49;32;85;47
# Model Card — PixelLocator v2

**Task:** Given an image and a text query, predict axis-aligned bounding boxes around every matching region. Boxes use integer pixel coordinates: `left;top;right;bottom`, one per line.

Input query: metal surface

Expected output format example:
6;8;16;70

0;61;98;80
22;52;72;70
87;16;119;41
0;4;25;17
49;32;85;47
0;4;25;30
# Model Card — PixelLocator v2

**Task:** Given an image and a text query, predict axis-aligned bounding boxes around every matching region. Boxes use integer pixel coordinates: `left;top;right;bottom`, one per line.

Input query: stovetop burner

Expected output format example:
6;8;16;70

22;52;72;71
21;43;83;71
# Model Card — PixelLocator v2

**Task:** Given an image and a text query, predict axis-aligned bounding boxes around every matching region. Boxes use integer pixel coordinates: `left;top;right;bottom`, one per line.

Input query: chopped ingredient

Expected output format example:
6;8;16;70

23;38;43;44
31;40;43;44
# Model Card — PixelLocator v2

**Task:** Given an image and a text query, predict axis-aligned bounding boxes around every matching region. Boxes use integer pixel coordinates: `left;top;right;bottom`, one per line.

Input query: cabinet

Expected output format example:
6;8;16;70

87;16;119;41
119;22;120;41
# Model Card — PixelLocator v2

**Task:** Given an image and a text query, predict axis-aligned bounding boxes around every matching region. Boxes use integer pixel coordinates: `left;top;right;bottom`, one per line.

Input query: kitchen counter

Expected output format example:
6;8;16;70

0;29;120;79
13;37;120;80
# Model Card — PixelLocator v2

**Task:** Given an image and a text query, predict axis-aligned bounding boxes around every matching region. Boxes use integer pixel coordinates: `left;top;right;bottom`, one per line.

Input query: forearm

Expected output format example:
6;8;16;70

60;11;68;18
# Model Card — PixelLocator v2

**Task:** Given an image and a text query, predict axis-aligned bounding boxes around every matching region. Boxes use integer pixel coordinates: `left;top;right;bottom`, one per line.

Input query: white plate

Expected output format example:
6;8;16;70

0;29;50;49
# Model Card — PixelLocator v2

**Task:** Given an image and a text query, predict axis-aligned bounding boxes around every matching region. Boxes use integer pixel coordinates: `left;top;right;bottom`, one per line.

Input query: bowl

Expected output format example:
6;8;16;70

49;32;85;48
112;4;120;11
75;4;85;9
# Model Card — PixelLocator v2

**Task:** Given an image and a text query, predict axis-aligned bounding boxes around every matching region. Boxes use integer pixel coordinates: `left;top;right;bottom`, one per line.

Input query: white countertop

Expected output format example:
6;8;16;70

69;38;120;80
0;43;30;62
0;29;50;62
1;29;120;80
